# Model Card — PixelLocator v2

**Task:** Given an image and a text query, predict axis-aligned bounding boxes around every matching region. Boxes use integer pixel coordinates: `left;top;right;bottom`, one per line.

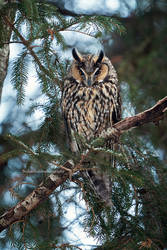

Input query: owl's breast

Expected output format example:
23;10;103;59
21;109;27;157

64;85;113;140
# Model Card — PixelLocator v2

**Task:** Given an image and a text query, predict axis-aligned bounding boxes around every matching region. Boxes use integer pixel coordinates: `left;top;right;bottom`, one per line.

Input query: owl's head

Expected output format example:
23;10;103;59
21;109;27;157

70;48;116;87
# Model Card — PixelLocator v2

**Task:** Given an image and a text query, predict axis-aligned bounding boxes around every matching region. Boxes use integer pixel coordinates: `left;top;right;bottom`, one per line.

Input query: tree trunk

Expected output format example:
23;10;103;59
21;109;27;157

0;9;15;103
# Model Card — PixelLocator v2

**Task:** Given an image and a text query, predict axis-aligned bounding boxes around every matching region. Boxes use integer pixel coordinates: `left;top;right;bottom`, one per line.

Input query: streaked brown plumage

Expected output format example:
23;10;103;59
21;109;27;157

62;48;121;206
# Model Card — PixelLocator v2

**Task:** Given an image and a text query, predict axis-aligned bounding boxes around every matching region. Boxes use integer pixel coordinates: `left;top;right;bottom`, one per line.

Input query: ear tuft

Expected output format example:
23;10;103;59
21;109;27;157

96;50;104;64
72;48;82;62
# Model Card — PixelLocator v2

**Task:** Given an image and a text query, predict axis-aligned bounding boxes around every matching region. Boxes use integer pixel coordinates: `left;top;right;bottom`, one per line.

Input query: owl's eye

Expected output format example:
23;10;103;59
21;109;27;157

94;68;100;76
79;68;85;76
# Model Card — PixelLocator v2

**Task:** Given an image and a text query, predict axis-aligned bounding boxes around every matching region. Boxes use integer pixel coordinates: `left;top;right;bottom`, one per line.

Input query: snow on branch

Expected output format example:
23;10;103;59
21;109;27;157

0;96;166;232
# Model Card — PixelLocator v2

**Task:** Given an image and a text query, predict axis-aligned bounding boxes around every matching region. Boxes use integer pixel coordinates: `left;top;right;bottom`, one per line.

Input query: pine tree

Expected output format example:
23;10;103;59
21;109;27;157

0;1;166;249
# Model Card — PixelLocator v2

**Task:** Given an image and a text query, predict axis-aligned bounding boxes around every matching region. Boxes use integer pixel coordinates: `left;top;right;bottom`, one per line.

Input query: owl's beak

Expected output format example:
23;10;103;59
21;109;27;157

87;76;92;86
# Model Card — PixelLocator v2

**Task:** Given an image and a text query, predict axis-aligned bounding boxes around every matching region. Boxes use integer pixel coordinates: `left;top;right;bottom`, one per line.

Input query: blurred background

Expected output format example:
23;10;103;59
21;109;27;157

0;0;167;249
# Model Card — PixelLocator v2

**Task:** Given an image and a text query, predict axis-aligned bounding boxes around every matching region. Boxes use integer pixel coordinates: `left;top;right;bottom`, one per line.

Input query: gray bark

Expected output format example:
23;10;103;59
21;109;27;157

0;9;14;103
0;44;10;102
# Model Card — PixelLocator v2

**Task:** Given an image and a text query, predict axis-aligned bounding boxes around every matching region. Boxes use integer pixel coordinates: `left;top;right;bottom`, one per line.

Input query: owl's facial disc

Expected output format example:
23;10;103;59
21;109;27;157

78;67;100;86
77;64;109;87
72;48;108;86
79;68;93;86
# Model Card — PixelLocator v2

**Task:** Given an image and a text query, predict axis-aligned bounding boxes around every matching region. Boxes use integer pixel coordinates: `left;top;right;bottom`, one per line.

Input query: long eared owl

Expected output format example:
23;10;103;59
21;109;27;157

62;48;121;206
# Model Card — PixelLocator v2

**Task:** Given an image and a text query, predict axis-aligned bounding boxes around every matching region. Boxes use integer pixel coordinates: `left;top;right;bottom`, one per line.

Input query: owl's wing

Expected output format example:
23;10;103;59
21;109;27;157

62;110;80;153
116;86;122;123
112;85;122;125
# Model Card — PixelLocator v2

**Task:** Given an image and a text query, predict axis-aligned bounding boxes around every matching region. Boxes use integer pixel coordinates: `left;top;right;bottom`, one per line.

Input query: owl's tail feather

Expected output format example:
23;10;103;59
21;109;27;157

84;169;113;207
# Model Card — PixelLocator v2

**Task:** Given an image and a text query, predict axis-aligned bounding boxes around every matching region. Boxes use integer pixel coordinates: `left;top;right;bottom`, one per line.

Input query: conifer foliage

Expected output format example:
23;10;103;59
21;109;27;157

0;1;167;249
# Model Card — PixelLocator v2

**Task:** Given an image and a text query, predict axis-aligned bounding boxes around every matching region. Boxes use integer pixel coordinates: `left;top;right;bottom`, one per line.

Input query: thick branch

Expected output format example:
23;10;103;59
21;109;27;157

0;160;75;232
100;96;167;138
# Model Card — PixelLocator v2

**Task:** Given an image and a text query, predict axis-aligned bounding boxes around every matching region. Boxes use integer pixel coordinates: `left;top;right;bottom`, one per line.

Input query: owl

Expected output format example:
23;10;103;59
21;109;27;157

62;48;121;207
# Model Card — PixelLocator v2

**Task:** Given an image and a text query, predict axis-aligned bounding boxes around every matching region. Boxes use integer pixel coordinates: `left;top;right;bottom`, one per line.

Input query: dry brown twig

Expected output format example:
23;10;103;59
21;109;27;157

0;96;166;233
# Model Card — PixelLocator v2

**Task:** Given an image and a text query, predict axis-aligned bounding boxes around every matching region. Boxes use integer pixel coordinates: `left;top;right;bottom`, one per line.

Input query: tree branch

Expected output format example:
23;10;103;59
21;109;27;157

3;16;51;77
0;96;166;232
0;160;75;232
100;96;167;138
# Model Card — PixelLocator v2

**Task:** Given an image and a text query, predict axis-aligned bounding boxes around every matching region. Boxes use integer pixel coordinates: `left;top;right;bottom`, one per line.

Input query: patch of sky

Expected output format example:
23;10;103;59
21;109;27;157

54;186;99;249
